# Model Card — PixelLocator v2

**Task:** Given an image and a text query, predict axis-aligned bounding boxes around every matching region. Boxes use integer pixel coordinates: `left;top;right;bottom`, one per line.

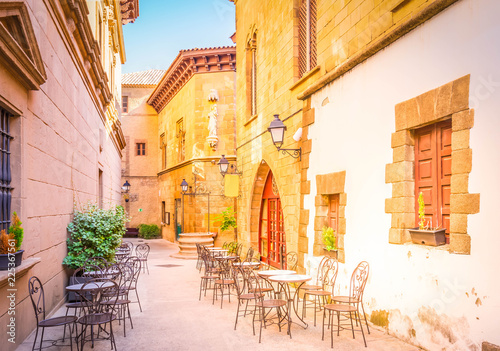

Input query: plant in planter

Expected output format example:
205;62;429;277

63;203;128;270
0;212;24;270
138;224;160;239
214;206;237;242
322;226;337;252
408;192;446;246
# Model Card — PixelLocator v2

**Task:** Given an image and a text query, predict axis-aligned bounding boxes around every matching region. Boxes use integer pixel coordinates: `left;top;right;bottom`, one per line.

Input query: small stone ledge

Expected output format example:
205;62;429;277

483;341;500;351
0;257;41;289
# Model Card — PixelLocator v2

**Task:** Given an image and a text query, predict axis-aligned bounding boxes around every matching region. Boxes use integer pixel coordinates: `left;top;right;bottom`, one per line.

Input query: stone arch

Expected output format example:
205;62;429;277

247;160;271;248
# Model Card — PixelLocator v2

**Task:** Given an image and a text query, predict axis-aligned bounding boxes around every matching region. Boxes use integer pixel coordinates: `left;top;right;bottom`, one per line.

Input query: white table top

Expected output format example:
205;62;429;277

66;281;114;292
257;270;296;277
268;274;312;283
233;261;261;267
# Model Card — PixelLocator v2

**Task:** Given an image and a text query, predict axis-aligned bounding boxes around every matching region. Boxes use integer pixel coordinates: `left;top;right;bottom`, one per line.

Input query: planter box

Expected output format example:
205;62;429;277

0;250;24;271
408;228;446;246
323;248;338;259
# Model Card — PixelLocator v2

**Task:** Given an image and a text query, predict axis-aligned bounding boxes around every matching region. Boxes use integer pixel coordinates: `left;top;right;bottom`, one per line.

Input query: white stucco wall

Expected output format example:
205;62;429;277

305;0;500;349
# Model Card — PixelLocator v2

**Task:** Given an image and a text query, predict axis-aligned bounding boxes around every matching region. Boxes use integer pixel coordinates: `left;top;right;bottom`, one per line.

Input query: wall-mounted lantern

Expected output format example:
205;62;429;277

217;155;241;177
267;114;301;160
122;180;131;202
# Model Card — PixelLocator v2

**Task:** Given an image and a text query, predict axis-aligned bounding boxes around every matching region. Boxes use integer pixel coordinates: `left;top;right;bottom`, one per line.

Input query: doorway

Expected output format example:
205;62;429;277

259;172;286;268
175;198;182;240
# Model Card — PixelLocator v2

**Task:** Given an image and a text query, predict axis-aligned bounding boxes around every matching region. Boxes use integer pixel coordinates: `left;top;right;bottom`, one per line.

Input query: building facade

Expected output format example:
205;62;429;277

0;0;135;348
231;0;500;349
121;69;165;229
148;47;237;245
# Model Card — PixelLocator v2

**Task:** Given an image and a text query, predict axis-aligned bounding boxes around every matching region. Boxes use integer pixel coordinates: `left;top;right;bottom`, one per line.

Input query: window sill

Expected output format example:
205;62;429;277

244;114;258;127
0;257;41;289
289;66;321;93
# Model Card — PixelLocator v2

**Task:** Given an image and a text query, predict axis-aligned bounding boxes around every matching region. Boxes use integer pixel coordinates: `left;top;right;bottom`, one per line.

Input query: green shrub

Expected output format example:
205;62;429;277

138;224;160;239
63;203;128;270
215;206;237;232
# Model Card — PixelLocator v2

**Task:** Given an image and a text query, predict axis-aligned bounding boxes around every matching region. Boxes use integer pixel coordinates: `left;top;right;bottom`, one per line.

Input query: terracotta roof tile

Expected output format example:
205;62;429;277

122;69;166;87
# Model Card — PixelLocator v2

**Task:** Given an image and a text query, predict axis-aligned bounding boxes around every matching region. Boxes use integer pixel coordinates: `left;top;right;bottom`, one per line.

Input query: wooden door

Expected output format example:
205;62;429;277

259;172;286;268
414;120;452;240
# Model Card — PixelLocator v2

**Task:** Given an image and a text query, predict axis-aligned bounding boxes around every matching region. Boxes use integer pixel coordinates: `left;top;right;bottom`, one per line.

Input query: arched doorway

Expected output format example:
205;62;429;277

259;171;286;268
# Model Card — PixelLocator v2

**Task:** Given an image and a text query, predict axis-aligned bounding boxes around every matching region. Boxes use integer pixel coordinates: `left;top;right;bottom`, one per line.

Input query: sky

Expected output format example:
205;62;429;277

121;0;235;74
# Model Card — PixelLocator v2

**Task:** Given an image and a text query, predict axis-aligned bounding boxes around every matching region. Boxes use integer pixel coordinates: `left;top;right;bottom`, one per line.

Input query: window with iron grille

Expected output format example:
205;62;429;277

136;142;146;156
298;0;317;78
0;107;13;231
160;133;167;169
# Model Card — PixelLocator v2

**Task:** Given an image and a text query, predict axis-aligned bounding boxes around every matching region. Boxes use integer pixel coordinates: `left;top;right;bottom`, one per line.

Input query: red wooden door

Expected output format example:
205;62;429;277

414;120;452;241
259;172;286;268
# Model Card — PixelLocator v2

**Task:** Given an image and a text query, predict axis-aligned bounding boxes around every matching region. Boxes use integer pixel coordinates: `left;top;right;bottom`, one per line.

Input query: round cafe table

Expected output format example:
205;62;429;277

257;270;296;278
66;281;115;292
268;274;312;337
232;261;261;269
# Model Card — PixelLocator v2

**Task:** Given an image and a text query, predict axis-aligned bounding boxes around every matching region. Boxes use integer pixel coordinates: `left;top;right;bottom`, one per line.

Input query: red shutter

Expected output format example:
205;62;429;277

414;120;452;238
328;194;339;233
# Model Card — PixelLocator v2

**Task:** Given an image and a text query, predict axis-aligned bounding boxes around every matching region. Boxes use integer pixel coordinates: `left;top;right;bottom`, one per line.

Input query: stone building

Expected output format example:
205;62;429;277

121;46;237;245
121;69;165;229
231;0;500;349
0;0;136;348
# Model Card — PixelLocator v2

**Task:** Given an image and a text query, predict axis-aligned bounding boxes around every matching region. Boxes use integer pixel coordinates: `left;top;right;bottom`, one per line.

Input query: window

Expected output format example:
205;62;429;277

0;107;13;231
328;194;339;234
162;201;166;223
122;96;128;113
414;120;452;236
176;119;185;162
136;143;146;156
246;32;257;117
298;0;317;78
160;133;167;169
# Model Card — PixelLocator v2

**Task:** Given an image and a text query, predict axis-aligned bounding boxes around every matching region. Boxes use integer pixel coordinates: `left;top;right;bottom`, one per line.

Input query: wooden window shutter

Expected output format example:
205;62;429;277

310;0;317;69
298;0;308;77
414;120;452;234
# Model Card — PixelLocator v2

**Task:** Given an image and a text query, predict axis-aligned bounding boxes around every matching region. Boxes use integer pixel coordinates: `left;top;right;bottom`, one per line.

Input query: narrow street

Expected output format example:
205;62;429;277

18;239;420;351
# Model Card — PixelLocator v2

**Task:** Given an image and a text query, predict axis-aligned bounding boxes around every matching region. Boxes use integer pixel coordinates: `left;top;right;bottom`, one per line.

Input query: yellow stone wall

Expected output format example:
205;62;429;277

233;0;458;270
157;71;236;244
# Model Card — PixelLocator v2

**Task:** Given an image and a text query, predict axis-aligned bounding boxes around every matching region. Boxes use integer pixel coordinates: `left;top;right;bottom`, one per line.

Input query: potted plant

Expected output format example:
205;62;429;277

0;212;24;270
322;226;337;258
408;192;446;246
214;206;237;243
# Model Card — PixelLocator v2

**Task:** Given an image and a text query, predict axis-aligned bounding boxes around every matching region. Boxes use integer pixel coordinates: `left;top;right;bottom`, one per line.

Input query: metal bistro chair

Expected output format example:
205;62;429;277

135;243;151;274
29;276;77;351
248;269;287;343
213;257;235;308
322;261;370;348
124;256;143;312
199;248;220;300
76;278;120;351
283;251;298;271
232;266;262;330
245;247;254;261
302;258;338;326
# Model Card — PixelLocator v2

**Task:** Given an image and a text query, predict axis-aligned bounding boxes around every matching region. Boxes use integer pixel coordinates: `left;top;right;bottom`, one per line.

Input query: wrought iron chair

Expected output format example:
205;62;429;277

302;258;338;326
29;276;78;351
135;243;151;274
245;247;254;260
101;263;135;336
284;251;298;270
322;261;370;348
247;269;287;343
232;266;262;330
213;257;235;308
124;256;143;312
199;248;220;300
76;278;120;350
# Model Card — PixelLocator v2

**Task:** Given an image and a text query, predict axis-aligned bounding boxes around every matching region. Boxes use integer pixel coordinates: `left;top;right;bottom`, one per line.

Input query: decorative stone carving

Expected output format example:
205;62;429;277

207;89;219;151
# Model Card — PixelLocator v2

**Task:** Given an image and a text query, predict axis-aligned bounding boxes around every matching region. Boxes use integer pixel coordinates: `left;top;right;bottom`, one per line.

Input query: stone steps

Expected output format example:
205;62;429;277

171;232;215;259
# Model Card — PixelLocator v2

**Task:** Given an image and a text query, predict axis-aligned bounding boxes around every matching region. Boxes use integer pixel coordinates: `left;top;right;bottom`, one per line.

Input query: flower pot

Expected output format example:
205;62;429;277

408;228;446;246
0;250;24;270
323;247;338;259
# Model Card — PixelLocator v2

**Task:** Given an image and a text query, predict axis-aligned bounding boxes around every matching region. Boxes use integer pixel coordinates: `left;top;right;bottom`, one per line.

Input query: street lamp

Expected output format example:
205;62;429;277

267;114;301;160
180;179;189;194
217;155;241;177
122;180;131;202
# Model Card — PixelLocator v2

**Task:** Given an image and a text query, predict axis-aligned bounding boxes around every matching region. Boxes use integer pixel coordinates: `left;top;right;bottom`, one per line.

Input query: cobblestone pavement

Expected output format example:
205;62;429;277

17;239;422;351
